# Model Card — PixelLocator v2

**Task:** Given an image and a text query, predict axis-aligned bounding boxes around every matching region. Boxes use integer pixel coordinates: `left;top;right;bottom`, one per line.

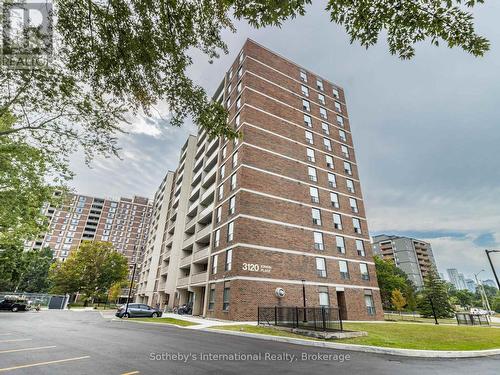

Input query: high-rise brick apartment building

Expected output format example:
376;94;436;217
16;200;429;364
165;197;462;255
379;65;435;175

26;194;152;286
136;39;383;321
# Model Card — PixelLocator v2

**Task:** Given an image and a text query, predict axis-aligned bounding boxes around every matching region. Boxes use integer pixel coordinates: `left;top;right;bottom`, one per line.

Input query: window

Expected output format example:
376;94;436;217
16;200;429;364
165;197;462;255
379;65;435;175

308;166;317;182
306;148;315;162
318;286;330;307
211;254;218;274
236;97;241;109
312;208;322;226
321;122;329;135
339;260;349;279
237;81;242;93
237;67;243;78
344;161;352;176
318;93;325;105
225;249;233;271
235;114;241;127
218;185;224;200
360;263;370;280
239;52;244;63
326;155;334;169
221;146;227;159
333;214;342;230
349;198;359;213
320;107;328;120
220;164;226;179
330;192;339;208
365;290;375;315
352;218;362;234
313;232;324;250
316;79;324;91
328;173;337;188
335;101;342;113
301;85;309;97
300;70;307;82
214;230;220;248
316;257;327;277
226;97;231;108
227;221;234;242
223;282;231;311
339;130;347;143
323;138;332;151
304;114;312;128
302;99;310;112
229;69;233;80
336;236;346;253
356;239;365;256
341;145;349;159
216;206;222;223
229;196;236;215
346;179;355;193
310;187;320;203
337;115;344;127
332;88;340;99
230;173;237;190
232;151;238;168
208;284;216;310
305;130;314;144
234;136;239;147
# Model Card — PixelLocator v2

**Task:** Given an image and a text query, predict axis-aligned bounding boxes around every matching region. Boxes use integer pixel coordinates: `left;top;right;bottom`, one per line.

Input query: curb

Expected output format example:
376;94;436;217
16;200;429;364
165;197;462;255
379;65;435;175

111;318;198;329
205;328;500;358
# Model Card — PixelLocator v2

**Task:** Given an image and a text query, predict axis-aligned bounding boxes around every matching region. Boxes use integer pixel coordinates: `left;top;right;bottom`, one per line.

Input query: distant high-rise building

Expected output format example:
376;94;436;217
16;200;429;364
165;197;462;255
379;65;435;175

446;268;467;290
136;39;383;321
26;193;153;295
372;235;436;288
465;278;476;293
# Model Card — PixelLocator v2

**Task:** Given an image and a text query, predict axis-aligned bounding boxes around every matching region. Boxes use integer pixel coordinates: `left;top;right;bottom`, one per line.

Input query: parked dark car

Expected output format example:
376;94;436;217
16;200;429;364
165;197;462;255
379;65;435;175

0;296;29;312
115;303;162;318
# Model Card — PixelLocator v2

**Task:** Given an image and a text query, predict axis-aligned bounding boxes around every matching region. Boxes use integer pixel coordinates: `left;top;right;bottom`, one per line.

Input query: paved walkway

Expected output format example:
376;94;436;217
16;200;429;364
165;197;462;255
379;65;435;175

160;313;257;329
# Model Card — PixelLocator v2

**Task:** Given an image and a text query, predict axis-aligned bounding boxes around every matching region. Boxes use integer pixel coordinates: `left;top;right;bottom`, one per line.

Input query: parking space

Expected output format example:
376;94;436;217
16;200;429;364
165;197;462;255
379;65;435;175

0;325;91;373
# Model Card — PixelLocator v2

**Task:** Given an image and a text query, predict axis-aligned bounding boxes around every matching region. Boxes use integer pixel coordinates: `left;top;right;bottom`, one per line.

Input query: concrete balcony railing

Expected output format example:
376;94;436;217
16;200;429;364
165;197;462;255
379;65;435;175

182;234;195;250
193;246;210;262
190;272;208;284
160;265;169;276
200;185;215;205
180;255;192;268
198;202;214;222
177;276;190;287
196;224;212;241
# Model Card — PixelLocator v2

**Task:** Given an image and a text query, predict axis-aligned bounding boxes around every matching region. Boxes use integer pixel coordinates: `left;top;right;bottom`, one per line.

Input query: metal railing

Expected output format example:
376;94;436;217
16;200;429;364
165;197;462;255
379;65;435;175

455;313;490;326
258;306;343;332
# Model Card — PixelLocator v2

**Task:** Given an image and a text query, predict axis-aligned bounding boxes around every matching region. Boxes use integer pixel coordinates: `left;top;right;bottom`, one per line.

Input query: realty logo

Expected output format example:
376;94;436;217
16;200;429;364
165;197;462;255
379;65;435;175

1;1;53;69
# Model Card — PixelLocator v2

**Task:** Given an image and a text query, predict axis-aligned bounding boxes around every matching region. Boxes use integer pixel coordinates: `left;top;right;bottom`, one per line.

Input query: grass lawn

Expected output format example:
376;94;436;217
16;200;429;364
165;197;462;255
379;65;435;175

128;317;199;327
212;323;500;351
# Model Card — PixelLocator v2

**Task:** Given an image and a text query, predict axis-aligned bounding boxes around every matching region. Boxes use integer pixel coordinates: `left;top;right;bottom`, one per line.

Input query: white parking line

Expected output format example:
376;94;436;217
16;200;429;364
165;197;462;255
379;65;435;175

0;346;57;355
0;356;90;372
0;339;31;344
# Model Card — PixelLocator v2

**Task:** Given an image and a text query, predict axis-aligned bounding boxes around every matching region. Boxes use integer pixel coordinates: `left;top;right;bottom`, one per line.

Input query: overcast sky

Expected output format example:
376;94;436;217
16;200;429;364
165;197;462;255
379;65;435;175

69;2;500;283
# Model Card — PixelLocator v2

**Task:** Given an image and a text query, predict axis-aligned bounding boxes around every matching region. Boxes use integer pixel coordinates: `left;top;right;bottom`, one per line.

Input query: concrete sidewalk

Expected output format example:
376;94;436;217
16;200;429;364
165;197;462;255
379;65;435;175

160;313;257;329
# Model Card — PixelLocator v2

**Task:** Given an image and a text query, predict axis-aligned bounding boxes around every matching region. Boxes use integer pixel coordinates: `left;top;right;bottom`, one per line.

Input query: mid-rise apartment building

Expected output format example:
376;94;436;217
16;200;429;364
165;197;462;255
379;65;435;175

446;268;467;290
372;235;436;288
26;194;152;286
136;39;383;321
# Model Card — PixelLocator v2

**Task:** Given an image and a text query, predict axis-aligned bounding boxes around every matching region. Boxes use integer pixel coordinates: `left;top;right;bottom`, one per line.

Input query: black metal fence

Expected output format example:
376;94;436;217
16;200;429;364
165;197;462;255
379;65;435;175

455;313;490;326
258;306;343;332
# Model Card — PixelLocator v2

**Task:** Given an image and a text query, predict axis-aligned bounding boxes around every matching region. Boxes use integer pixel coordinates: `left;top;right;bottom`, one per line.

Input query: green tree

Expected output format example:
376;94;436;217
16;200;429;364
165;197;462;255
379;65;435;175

49;241;129;302
417;269;455;318
374;256;416;310
453;289;475;310
16;247;54;293
108;280;129;304
391;289;407;313
0;243;25;291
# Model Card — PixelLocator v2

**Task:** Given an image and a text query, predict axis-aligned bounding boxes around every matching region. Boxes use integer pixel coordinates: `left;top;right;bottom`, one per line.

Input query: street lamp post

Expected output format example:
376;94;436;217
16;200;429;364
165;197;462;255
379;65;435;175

473;270;492;314
124;246;139;317
485;249;500;289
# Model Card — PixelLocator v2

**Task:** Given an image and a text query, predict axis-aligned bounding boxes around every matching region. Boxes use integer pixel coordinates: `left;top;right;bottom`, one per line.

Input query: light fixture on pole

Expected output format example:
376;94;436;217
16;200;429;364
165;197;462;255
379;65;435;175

485;249;500;289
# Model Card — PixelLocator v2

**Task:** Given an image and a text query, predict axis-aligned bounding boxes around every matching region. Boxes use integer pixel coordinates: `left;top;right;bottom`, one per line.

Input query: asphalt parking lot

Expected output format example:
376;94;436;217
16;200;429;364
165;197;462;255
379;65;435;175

0;310;499;374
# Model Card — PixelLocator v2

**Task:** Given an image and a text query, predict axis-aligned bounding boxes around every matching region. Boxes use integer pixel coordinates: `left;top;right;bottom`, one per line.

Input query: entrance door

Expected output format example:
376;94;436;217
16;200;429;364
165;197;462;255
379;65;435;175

336;291;348;320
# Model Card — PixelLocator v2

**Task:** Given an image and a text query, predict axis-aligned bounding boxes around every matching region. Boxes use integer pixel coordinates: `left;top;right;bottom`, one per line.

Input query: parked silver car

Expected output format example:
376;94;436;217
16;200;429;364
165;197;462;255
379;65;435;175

115;303;162;318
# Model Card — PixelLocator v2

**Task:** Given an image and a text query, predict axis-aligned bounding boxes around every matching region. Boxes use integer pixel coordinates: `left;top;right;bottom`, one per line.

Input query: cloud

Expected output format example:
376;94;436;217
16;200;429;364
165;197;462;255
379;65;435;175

473;233;497;248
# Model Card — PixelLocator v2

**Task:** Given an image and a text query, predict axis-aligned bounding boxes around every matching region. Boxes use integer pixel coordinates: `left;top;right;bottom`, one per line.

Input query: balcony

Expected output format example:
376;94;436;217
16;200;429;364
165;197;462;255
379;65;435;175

193;246;210;263
177;276;190;287
180;255;192;268
202;167;217;188
191;168;203;187
200;185;215;206
206;137;219;157
198;203;214;224
204;151;218;173
190;271;208;284
196;224;212;242
182;234;195;250
189;185;201;201
187;200;198;217
160;265;169;276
